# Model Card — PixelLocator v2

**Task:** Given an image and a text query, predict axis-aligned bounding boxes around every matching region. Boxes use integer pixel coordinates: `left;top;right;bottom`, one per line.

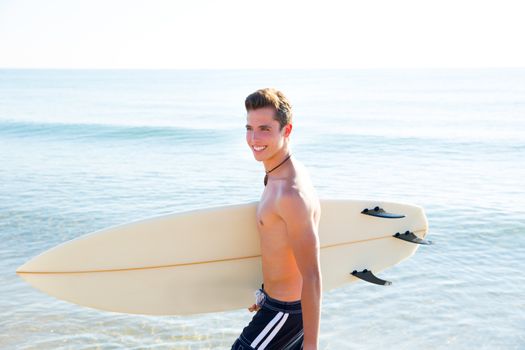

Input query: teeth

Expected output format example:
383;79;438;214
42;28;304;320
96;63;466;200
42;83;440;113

253;146;266;152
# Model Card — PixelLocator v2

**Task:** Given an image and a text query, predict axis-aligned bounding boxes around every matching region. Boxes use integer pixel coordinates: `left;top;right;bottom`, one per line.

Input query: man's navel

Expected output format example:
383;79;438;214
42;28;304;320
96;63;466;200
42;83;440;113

259;220;264;226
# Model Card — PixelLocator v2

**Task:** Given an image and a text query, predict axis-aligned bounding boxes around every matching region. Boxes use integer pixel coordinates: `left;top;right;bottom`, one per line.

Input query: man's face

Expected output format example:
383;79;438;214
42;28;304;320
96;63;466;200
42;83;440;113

246;107;289;162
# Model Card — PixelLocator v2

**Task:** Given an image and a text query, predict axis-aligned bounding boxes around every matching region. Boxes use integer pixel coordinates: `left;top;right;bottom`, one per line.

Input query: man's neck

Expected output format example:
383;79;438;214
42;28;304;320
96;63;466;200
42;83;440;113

263;149;292;173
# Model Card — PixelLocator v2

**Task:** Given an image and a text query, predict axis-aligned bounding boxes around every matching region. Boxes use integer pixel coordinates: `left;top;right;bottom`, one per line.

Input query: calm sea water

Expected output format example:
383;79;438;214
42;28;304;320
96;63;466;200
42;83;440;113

1;69;524;349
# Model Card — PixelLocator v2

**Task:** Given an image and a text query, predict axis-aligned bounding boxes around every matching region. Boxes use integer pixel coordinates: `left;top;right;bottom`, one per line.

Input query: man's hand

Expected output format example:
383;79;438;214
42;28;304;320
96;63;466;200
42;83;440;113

248;303;261;312
303;345;318;350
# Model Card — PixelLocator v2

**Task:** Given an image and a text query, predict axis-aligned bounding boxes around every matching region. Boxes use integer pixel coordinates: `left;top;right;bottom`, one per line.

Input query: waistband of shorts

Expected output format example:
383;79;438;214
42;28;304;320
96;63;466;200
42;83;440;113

260;284;302;312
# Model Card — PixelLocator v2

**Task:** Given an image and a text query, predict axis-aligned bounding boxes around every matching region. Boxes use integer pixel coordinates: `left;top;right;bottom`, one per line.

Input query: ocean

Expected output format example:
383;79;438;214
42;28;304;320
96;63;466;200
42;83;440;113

0;69;524;349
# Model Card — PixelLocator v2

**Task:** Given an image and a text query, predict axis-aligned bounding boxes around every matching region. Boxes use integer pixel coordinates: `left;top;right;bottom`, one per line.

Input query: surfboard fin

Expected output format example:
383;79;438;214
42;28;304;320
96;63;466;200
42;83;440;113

351;269;392;286
361;206;405;219
393;231;432;245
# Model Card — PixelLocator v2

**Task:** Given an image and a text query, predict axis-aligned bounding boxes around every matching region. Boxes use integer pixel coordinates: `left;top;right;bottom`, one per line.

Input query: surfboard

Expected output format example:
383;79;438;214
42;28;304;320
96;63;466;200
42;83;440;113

16;199;429;315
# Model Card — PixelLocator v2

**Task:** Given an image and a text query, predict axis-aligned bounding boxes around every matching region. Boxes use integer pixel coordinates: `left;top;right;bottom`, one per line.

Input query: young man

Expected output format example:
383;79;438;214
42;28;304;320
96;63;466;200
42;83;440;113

231;88;322;350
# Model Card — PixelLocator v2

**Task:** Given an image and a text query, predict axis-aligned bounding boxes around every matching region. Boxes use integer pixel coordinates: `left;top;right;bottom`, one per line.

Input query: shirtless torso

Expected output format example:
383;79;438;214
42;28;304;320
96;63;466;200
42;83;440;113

257;160;321;301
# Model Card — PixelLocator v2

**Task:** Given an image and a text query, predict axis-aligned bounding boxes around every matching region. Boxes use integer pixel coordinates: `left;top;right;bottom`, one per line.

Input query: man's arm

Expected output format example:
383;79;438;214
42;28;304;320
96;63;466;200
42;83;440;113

279;193;322;350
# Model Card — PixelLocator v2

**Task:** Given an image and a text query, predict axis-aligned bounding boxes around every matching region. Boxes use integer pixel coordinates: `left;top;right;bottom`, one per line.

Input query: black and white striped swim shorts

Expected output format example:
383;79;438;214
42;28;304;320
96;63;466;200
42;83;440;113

231;287;303;350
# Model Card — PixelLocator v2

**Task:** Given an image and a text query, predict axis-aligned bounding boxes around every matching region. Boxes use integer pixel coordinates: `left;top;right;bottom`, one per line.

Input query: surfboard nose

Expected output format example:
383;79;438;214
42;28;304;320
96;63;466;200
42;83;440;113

16;248;60;274
16;262;27;273
16;255;40;274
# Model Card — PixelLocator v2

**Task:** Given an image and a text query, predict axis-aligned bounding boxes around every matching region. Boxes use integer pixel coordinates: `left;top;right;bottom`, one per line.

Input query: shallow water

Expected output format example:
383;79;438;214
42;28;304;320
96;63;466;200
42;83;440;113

1;69;524;349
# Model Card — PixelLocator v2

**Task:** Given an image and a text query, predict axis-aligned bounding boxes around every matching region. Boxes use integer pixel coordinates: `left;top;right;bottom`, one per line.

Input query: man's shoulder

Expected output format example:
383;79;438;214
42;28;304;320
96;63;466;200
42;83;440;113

276;181;317;215
275;179;302;201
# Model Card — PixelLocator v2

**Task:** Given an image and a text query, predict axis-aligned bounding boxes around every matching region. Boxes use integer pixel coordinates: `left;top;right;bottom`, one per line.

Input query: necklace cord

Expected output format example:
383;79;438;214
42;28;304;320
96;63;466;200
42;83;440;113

264;154;291;186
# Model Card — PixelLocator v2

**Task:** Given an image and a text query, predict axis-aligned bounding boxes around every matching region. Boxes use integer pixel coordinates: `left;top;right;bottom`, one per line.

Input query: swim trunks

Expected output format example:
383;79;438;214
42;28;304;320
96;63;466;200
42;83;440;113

231;286;303;350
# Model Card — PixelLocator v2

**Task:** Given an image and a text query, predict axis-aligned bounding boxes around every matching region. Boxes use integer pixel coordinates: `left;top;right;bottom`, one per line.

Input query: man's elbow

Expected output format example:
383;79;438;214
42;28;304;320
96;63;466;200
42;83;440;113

301;269;322;285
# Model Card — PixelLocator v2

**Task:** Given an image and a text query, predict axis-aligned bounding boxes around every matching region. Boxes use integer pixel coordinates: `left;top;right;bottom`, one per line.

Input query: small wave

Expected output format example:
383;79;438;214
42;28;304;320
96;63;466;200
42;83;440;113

0;119;232;142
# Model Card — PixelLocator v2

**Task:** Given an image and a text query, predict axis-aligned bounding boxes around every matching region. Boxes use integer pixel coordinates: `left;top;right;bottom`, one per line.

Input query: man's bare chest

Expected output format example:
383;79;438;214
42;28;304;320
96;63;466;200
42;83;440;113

256;196;288;246
256;194;277;225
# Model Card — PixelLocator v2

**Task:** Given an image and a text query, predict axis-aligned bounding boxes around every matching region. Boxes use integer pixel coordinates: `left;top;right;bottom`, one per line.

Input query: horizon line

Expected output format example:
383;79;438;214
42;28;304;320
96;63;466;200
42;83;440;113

2;66;525;71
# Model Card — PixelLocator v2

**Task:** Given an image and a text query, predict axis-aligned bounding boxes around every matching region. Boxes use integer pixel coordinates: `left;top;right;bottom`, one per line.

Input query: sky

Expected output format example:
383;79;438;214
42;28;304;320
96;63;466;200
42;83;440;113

0;0;524;69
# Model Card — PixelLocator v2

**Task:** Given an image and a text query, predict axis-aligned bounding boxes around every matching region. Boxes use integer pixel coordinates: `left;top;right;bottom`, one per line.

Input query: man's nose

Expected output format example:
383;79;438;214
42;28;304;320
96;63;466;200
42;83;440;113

250;131;260;143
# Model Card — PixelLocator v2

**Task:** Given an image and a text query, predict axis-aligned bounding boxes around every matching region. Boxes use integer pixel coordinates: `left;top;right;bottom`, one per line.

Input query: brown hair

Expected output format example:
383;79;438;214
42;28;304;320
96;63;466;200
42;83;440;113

245;88;292;129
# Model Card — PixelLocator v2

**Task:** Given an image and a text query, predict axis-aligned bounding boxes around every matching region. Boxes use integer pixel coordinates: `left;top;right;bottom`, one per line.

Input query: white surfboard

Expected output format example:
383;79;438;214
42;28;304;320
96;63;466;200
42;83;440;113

17;199;429;315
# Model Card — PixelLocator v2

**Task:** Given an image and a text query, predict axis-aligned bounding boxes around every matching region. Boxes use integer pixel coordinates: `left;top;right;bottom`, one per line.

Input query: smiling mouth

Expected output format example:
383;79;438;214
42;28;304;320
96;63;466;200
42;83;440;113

252;146;267;152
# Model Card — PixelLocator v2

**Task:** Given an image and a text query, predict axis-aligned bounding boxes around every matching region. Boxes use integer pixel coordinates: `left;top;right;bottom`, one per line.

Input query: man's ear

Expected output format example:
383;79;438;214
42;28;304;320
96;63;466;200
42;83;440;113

284;123;293;137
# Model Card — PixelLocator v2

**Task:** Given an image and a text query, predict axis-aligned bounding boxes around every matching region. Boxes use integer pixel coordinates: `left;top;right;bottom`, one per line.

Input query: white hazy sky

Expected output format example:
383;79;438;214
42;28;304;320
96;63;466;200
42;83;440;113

0;0;524;69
